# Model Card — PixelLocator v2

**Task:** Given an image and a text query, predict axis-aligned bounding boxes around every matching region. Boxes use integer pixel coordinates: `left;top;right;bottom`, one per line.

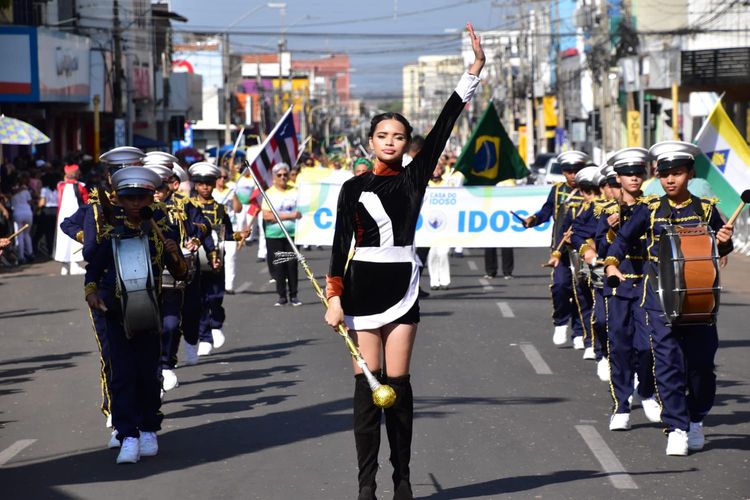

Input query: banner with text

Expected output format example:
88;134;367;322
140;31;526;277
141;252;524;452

295;184;553;247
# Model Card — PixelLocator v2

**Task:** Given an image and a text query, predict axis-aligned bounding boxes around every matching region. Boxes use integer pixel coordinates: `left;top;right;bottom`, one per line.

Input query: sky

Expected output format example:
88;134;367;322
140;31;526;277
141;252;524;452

172;0;578;98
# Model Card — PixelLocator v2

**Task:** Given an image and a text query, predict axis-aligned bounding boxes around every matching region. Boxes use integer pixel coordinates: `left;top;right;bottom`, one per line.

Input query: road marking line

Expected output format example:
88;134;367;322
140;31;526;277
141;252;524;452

518;343;552;375
235;281;253;293
478;278;494;291
496;301;515;318
467;260;478;271
575;425;638;490
0;439;36;467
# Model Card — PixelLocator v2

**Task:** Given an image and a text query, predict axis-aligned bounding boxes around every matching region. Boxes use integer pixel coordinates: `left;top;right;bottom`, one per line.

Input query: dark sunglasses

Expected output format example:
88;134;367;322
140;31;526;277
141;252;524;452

276;173;289;178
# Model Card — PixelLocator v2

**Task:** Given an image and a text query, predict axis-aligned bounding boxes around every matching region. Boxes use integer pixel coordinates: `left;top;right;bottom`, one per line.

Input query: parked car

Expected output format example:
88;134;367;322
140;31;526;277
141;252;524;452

541;159;566;185
528;153;556;185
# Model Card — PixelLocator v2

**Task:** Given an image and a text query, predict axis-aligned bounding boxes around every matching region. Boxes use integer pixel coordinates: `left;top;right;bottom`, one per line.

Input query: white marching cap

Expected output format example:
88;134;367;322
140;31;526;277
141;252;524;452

188;162;221;180
608;147;651;168
574;166;600;186
172;162;189;183
100;146;145;166
111;166;162;194
557;150;591;168
144;151;179;165
601;164;617;179
144;165;174;181
648;141;701;164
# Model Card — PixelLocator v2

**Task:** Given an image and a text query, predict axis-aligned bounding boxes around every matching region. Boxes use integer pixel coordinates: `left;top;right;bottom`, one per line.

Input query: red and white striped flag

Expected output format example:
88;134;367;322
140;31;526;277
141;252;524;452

247;106;299;188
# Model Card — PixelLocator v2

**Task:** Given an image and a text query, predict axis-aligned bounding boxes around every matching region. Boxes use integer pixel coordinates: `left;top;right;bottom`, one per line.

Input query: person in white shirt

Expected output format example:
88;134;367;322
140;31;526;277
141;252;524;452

213;168;242;293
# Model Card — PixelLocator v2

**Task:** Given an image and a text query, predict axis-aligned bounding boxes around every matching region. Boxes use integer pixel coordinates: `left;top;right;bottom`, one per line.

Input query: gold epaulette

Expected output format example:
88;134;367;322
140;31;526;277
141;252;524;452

88;187;100;204
595;199;616;217
641;195;660;210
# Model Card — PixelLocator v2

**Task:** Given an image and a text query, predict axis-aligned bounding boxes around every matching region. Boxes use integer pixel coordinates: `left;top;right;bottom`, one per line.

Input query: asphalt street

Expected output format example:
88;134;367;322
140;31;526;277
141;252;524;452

0;246;748;499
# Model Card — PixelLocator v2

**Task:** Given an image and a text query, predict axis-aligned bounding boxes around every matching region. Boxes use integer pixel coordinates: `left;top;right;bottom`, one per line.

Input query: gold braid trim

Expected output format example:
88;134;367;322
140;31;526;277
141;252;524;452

75;230;84;243
84;282;98;297
603;256;620;268
606;228;617;243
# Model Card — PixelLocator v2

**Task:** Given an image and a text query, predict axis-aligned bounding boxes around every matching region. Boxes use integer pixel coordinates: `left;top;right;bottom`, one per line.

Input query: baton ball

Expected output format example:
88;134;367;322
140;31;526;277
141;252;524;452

372;384;397;409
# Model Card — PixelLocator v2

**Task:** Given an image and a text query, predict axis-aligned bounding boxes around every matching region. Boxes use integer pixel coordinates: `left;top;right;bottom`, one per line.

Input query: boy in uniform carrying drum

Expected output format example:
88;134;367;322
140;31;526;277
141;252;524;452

604;141;734;456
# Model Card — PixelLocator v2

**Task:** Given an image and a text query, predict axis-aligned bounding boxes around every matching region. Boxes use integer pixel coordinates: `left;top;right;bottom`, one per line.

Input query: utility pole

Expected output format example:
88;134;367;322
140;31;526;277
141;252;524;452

524;10;535;165
223;32;232;145
112;0;123;118
554;0;564;153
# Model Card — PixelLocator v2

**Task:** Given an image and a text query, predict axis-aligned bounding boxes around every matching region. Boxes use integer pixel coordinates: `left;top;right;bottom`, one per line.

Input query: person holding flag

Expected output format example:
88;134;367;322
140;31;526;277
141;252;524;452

324;22;484;500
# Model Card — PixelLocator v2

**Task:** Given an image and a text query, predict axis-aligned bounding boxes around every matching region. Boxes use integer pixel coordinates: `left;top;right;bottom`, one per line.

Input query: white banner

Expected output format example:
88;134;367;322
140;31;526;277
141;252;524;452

295;183;553;248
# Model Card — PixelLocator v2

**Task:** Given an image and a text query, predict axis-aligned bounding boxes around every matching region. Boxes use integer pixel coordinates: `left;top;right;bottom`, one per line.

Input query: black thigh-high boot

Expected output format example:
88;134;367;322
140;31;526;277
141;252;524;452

354;373;382;500
385;375;414;500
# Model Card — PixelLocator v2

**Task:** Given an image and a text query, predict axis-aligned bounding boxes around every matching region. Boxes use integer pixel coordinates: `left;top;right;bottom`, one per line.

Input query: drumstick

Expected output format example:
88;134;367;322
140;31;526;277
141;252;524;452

6;224;29;241
726;189;750;226
541;228;572;268
510;211;526;225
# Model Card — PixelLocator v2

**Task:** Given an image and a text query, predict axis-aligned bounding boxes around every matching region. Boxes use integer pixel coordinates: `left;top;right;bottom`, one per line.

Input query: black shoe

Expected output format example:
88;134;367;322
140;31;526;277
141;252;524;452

358;485;377;500
393;480;413;500
385;375;413;500
418;287;430;298
274;297;288;306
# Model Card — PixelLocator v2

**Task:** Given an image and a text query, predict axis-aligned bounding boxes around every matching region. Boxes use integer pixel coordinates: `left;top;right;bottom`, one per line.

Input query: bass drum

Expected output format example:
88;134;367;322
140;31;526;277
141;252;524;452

657;224;721;325
112;234;161;338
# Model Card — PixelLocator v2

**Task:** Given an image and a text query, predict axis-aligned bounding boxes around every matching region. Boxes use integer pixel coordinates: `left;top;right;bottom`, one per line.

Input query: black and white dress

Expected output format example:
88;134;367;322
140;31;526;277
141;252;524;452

329;72;480;330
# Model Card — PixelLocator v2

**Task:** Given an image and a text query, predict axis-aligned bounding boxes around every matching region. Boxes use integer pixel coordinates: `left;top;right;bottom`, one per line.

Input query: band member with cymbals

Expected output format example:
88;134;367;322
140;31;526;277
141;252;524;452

323;22;484;500
595;147;660;432
83;166;186;464
604;141;734;456
188;162;249;356
523;150;587;347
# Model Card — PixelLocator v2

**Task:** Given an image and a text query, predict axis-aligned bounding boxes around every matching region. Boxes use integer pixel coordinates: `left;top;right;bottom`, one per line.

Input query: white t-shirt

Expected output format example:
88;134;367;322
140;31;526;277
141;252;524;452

41;186;58;208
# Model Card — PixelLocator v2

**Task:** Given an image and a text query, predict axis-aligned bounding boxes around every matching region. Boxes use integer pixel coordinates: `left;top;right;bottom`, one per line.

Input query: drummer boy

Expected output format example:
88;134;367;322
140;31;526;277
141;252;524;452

604;141;734;456
83;166;186;464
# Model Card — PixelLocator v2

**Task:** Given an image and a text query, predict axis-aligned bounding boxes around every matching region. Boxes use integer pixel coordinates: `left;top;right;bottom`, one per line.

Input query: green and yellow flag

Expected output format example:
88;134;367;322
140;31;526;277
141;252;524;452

454;102;529;186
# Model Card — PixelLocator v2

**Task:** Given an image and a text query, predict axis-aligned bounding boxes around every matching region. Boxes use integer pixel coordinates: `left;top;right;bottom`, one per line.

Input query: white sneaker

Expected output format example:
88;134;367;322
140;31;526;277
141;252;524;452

60;265;69;276
211;329;225;349
687;422;705;450
197;341;213;356
641;397;662;423
572;336;585;350
609;413;631;431
597;358;610;382
666;429;689;456
183;342;199;366
139;431;158;457
108;430;120;449
582;347;596;360
161;369;178;391
553;325;567;346
106;414;112;428
116;437;140;464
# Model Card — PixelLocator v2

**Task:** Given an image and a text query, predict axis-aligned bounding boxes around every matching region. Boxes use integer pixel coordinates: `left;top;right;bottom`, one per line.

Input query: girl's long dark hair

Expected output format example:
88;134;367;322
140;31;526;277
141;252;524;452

368;113;413;142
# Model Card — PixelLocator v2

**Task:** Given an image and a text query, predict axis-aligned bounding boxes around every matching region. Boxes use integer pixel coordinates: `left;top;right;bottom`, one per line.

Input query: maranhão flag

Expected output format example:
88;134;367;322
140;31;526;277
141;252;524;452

246;106;299;188
453;101;529;185
694;99;750;214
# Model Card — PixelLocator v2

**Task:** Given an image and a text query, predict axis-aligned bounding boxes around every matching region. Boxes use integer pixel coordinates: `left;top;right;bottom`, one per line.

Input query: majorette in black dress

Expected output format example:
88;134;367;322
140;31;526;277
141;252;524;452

327;72;480;330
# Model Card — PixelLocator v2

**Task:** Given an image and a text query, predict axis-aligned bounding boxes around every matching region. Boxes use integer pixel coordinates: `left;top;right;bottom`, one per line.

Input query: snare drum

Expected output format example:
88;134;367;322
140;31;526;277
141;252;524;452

657;224;721;325
162;249;197;289
112;234;161;338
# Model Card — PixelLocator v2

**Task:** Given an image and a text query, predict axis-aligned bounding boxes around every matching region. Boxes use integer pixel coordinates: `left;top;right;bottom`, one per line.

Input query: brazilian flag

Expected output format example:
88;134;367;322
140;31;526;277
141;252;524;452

454;102;529;185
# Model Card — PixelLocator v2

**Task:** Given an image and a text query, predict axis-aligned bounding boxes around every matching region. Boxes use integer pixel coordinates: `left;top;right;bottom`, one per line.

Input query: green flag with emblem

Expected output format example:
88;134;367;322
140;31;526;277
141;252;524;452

454;101;529;185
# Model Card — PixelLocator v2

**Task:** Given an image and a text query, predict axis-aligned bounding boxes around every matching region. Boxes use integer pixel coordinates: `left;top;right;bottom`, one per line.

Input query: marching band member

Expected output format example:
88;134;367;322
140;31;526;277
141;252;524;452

324;22;484;500
604;141;734;455
189;162;249;356
213;167;243;294
426;162;452;290
524;151;587;347
83;166;187;464
594;147;660;431
563;166;599;355
570;166;606;362
61;146;146;445
55;164;89;275
144;156;216;391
